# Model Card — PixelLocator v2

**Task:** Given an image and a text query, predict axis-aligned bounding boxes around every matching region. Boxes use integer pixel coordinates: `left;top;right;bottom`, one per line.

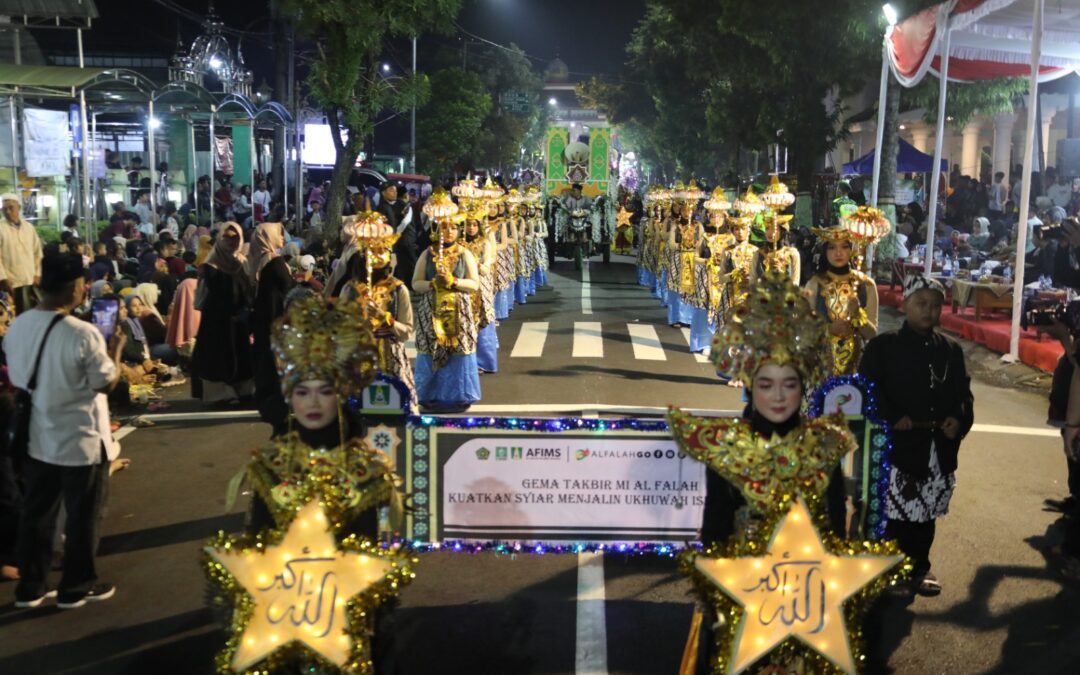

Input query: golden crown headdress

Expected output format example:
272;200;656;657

813;205;890;245
352;210;399;252
710;272;827;389
703;186;732;213
678;179;705;202
272;297;379;397
733;187;766;216
760;175;795;211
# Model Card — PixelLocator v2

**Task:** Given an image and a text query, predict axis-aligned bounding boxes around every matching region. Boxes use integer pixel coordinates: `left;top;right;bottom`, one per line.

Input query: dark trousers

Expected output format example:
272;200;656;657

887;519;936;578
0;453;20;567
14;449;109;599
1068;454;1080;498
12;285;40;315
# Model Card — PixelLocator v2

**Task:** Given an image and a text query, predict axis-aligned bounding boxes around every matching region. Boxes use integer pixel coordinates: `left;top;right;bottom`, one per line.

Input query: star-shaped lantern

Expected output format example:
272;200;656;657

616;207;633;228
206;500;412;673
691;498;904;674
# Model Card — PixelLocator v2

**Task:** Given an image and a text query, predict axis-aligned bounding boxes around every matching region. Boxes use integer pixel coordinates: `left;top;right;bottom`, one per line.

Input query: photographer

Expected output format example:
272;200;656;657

1051;216;1080;577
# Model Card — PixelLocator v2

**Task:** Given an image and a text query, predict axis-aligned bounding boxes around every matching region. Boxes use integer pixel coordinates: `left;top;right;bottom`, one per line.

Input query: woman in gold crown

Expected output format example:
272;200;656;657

803;218;880;376
463;206;500;374
227;295;404;672
665;184;698;327
338;212;418;407
490;195;513;321
526;188;549;289
668;273;852;673
636;186;660;290
751;210;801;285
413;197;482;412
507;189;531;306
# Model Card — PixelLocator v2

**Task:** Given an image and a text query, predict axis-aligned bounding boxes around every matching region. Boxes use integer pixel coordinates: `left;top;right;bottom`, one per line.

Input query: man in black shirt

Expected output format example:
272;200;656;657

378;181;417;290
859;274;974;597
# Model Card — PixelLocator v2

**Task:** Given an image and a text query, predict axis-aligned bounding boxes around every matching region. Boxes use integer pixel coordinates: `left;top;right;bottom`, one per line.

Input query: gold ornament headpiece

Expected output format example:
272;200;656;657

352;210;400;253
710;272;827;389
481;176;505;201
677;179;705;203
760;175;795;211
422;187;459;221
703;186;732;213
272;297;379;397
523;186;542;204
813;205;891;245
733;187;765;216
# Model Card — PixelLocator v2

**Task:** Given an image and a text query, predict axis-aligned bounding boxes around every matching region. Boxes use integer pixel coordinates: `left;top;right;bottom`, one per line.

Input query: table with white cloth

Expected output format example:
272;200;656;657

950;278;1013;322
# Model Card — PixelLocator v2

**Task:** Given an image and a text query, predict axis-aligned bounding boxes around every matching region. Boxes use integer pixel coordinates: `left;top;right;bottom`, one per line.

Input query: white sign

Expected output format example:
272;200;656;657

23;108;70;177
442;434;706;541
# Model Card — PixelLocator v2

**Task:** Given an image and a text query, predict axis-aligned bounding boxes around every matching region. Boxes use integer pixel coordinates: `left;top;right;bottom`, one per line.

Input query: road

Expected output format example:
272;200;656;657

1;254;1078;675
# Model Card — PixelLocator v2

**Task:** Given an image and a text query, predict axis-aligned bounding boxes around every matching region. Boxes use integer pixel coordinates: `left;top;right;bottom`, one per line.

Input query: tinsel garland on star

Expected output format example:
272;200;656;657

679;487;910;675
204;510;417;675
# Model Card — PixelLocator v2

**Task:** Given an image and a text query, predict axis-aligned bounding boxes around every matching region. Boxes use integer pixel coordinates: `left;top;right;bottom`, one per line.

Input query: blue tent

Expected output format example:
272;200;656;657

842;137;947;175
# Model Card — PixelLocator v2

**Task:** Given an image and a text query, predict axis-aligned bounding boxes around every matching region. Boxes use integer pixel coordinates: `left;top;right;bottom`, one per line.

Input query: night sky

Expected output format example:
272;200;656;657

31;0;645;85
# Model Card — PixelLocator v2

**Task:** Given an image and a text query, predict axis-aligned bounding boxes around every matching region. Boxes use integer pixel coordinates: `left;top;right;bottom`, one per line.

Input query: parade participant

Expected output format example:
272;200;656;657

668;272;852;673
462;207;499;374
804;208;884;376
664;183;698;327
859;274;974;596
560;183;593;270
494;190;516;319
751;210;800;284
339;212;417;409
636;186;660;288
224;295;403;671
674;182;709;344
413;191;482;412
651;189;674;302
507;189;530;305
833;179;857;224
526;186;549;289
693;187;734;353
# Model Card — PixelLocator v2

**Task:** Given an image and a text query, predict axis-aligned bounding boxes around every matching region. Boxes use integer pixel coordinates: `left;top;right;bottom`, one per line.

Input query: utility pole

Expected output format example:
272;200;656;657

411;36;417;173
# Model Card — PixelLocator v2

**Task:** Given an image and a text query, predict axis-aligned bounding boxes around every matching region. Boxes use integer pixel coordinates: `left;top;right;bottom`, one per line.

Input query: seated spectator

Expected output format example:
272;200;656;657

131;284;177;365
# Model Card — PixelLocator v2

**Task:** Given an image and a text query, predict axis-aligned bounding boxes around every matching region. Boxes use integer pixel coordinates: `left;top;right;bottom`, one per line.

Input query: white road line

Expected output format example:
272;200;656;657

627;324;666;361
575;551;608;675
581;262;593;315
405;339;416;359
679;327;710;363
573;322;604;358
970;423;1060;437
510;321;549;358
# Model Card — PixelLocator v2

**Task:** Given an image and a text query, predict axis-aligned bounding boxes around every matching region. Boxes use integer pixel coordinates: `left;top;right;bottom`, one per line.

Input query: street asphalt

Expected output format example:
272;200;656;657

0;254;1078;674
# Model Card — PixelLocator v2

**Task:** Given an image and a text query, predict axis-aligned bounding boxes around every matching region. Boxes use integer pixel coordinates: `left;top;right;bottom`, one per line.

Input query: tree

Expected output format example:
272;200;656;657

468;44;544;173
415;67;492;178
278;0;462;240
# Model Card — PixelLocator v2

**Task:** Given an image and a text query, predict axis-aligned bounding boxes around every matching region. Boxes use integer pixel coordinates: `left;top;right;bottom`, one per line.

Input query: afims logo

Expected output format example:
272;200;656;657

575;449;591;461
475;447;491;460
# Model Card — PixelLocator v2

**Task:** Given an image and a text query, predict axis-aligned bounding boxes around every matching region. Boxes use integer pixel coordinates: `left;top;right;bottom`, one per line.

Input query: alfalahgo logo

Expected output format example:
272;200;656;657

476;447;491;460
575;449;590;461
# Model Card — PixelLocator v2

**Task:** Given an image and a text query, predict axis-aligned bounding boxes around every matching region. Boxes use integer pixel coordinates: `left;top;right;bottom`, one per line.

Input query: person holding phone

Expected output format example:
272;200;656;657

7;252;125;609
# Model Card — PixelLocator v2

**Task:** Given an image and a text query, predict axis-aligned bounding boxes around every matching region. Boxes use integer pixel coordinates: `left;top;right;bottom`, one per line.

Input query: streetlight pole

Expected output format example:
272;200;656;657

411;36;417;174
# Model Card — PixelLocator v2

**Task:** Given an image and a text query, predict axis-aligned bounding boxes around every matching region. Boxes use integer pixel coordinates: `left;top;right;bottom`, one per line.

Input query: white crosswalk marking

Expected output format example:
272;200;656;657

627;323;666;361
573;322;604;358
510;321;550;358
581;262;593;315
679;327;710;363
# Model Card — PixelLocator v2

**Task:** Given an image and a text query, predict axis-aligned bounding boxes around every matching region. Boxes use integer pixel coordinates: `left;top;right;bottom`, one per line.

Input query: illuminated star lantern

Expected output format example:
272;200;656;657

694;498;903;674
616;207;633;228
207;500;394;672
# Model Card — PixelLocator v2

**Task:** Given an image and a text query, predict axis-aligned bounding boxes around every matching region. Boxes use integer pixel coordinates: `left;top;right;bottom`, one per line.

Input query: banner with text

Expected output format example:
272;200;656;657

404;427;706;543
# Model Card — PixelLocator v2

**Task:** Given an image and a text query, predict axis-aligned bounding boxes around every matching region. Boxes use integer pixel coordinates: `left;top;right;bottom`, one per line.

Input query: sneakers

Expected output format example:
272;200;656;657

13;589;57;609
57;583;116;609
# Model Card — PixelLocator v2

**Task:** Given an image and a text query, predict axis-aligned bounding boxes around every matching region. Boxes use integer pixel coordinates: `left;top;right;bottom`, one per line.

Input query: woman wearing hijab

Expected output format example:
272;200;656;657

194;234;213;267
165;277;201;353
668;273;853;673
248;221;294;427
192;222;253;405
132;282;177;364
181;224;199;253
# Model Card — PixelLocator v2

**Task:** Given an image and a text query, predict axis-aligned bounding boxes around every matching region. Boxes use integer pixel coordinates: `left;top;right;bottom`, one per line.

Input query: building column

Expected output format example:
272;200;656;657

910;126;930;153
961;120;982;178
992;111;1016;180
